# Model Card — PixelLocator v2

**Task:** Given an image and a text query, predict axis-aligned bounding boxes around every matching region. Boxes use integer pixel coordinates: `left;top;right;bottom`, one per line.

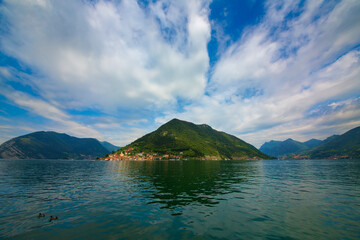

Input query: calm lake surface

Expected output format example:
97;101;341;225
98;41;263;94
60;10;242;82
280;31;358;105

0;159;359;240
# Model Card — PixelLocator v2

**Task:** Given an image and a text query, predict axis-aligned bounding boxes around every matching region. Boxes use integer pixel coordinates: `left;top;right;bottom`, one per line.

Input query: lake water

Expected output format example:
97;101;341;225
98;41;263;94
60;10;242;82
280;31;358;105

0;159;359;240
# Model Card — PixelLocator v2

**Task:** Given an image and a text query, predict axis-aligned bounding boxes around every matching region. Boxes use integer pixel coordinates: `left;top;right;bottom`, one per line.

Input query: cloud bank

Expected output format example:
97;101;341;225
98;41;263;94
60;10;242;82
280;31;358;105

1;0;210;111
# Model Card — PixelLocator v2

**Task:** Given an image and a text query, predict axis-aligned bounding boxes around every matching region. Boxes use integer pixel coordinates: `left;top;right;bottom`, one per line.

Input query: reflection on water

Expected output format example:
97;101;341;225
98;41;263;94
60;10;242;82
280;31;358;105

0;159;359;240
109;160;259;210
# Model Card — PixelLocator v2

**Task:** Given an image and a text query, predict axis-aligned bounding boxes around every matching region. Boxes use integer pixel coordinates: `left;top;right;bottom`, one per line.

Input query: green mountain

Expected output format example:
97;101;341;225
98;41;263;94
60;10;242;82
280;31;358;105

307;126;360;159
118;119;271;160
0;131;111;160
259;138;314;158
100;141;120;152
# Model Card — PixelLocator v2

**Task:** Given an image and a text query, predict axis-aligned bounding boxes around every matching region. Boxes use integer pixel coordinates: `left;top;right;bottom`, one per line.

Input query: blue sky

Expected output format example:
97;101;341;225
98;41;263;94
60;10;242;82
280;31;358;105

0;0;359;147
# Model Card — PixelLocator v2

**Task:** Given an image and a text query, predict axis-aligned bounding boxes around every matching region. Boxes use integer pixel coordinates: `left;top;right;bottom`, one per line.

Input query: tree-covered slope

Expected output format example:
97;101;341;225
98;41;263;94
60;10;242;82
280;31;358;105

0;131;111;160
308;126;360;159
119;119;271;160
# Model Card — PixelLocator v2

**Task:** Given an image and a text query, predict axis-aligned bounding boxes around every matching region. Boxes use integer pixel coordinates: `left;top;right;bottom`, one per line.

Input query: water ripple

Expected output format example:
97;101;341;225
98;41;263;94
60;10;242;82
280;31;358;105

0;159;359;239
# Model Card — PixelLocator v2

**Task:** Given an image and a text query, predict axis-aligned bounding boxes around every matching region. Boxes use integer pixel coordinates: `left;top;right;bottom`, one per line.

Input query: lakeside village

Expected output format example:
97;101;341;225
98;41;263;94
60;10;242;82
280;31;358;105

101;148;264;161
102;148;188;161
101;147;224;161
101;148;220;161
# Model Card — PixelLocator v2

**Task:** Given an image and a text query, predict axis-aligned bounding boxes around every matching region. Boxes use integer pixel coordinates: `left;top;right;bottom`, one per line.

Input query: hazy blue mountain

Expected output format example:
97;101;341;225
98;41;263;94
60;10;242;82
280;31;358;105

258;140;282;158
119;119;271;160
101;141;120;152
308;126;360;159
259;138;310;158
0;131;111;160
303;139;322;148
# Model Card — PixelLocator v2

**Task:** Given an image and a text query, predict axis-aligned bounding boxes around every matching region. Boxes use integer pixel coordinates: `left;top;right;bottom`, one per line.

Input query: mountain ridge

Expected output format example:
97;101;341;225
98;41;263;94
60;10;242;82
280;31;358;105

307;126;360;159
259;138;313;158
113;118;271;160
259;126;360;159
0;131;112;160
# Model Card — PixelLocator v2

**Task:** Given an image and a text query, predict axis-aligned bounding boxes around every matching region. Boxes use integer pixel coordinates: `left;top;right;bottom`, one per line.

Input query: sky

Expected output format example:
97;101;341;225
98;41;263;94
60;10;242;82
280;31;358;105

0;0;359;148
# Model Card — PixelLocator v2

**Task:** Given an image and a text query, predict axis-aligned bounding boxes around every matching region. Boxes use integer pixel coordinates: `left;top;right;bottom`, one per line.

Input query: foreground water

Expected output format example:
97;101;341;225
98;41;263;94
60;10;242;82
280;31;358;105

0;159;359;239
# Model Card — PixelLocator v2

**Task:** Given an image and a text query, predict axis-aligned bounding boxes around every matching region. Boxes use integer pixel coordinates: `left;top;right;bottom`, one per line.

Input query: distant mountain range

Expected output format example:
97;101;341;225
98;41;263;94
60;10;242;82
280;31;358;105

259;138;322;158
116;118;271;160
259;126;360;159
0;131;119;160
1;122;358;161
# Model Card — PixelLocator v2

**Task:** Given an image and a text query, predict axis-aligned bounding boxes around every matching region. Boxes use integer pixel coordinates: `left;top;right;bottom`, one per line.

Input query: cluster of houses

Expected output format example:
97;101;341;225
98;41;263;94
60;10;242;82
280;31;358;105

102;148;266;161
102;149;267;161
102;148;185;161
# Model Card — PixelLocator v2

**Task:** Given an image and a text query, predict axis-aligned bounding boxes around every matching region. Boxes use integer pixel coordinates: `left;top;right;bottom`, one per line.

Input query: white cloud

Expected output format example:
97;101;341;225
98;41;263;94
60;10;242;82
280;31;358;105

0;86;103;138
0;67;11;78
0;0;211;112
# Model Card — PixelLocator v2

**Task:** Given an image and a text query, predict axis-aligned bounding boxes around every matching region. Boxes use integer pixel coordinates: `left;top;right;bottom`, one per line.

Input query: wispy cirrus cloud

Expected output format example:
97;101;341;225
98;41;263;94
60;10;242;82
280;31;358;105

1;0;210;111
0;74;152;146
0;86;102;137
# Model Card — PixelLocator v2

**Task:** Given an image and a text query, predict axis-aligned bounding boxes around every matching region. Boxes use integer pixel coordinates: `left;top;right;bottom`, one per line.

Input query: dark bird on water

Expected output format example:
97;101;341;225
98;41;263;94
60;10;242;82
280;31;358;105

38;213;45;217
49;216;58;222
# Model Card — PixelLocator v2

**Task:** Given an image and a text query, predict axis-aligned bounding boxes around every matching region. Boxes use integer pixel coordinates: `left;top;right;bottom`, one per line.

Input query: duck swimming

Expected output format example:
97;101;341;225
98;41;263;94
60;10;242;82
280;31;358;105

38;213;45;217
49;216;58;222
